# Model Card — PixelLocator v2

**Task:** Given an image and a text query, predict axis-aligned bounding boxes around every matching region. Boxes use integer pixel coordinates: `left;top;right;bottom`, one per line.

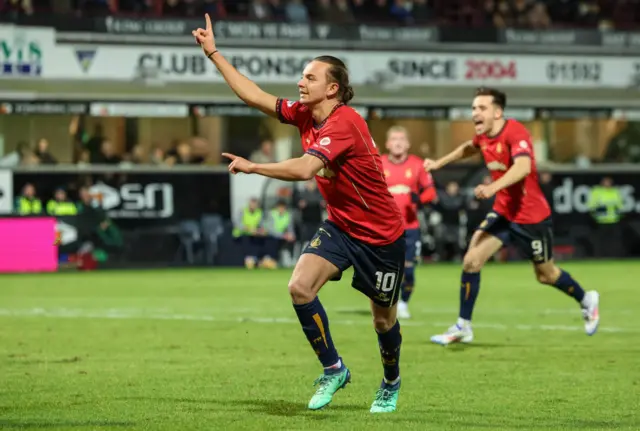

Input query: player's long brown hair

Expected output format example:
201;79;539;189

314;55;355;105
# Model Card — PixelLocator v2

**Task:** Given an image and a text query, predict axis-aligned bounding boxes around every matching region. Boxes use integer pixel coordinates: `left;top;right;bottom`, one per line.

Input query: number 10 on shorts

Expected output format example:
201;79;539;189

375;271;397;293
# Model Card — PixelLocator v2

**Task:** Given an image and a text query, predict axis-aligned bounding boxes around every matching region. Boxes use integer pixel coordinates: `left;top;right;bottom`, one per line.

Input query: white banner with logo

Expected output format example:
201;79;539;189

0;25;56;79
42;44;640;89
1;23;638;90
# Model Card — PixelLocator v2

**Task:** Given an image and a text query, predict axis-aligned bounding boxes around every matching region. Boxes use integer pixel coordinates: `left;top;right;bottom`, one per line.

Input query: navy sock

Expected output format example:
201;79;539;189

400;265;415;303
460;271;481;321
292;297;340;369
377;320;402;382
551;270;585;303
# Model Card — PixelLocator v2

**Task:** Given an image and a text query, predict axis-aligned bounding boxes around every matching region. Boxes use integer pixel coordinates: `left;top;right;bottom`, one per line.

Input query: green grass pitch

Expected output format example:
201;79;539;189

1;261;639;430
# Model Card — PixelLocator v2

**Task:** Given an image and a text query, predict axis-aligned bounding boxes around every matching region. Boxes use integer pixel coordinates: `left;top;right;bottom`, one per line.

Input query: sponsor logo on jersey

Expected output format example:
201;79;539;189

388;184;412;194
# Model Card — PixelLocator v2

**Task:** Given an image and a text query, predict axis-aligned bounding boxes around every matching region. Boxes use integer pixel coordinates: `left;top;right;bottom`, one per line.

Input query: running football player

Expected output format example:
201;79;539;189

424;87;600;345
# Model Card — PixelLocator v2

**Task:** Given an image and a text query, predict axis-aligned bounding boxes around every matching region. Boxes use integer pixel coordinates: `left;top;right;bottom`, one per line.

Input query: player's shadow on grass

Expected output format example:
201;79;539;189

120;397;362;418
0;420;135;429
221;399;363;417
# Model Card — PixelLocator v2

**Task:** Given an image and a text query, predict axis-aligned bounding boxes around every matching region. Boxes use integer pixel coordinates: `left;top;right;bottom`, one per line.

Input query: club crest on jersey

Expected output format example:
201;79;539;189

405;169;412;178
384;170;390;177
486;161;508;171
317;167;336;178
319;137;331;146
496;142;502;153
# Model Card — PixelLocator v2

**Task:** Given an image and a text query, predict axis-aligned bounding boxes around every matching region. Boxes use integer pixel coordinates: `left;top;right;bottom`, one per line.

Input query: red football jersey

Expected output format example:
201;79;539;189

276;98;404;246
382;154;435;230
472;119;551;224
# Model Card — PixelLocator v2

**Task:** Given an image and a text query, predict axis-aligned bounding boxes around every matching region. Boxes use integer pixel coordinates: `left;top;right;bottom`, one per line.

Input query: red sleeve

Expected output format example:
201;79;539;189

276;98;308;126
306;122;353;167
418;170;436;204
508;126;534;159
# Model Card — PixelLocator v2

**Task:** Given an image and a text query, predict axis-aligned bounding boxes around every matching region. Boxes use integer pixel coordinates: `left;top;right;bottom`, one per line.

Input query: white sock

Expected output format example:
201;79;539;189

384;376;400;385
457;317;471;328
325;359;342;371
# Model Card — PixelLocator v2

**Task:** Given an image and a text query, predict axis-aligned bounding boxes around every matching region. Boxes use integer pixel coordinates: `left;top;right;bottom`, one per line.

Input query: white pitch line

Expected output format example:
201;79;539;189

0;307;634;334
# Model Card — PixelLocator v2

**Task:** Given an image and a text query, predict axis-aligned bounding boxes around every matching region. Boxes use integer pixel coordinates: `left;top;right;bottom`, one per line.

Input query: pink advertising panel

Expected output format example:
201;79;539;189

0;217;58;273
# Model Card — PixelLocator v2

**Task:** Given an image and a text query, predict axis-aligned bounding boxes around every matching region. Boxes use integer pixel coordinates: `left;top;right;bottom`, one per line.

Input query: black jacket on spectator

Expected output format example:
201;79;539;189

435;190;465;226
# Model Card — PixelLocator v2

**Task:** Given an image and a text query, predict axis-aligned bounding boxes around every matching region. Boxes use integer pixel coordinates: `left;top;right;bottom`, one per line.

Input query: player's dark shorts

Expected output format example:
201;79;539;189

404;229;421;263
303;220;406;307
478;211;554;263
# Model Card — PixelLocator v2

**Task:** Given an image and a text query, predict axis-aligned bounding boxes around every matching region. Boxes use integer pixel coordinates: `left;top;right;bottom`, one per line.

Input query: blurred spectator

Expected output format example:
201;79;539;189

263;200;295;268
390;0;413;24
77;186;124;252
77;149;91;167
1;0;33;16
125;144;146;164
35;138;58;165
166;141;203;165
577;0;601;26
334;0;355;23
529;1;551;28
250;139;276;163
295;179;324;243
285;0;308;22
46;188;78;216
269;0;286;20
249;0;272;20
434;181;466;261
0;142;30;167
603;122;640;163
588;176;624;258
481;0;497;26
94;140;122;164
493;0;513;28
232;197;267;269
85;124;106;163
150;146;167;165
14;183;42;215
512;0;532;27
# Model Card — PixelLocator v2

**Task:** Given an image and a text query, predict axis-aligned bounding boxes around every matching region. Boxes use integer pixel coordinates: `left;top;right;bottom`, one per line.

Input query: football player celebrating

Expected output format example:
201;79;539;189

425;87;600;345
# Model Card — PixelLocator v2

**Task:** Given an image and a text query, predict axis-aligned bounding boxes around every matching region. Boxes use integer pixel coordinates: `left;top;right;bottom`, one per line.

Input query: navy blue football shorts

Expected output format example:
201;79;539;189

478;211;554;263
303;220;406;307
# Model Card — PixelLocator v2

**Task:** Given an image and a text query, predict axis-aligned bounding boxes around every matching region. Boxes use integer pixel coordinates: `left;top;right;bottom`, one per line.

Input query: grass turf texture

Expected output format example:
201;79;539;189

1;261;639;431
